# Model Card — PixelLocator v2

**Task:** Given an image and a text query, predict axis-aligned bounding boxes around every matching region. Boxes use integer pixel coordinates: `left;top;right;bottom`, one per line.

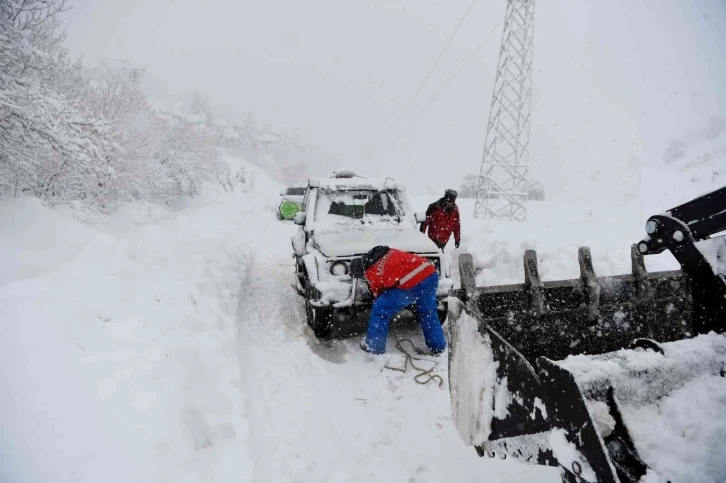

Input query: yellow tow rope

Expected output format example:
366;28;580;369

384;332;444;387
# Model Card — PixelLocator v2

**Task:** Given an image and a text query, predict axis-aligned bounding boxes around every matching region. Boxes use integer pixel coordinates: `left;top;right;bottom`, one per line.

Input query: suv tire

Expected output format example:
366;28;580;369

305;285;336;339
295;259;306;296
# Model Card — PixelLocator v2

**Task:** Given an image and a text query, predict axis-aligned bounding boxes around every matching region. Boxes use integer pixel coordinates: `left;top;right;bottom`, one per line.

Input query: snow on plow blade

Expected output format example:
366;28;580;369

449;187;726;483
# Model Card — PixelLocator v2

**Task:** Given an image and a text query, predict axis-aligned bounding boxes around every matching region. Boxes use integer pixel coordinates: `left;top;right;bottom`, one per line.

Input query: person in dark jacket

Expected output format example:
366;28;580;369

420;189;461;251
350;246;447;355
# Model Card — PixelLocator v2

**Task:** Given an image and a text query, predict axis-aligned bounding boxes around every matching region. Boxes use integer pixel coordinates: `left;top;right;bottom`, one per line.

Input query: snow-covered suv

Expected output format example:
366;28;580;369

291;171;453;339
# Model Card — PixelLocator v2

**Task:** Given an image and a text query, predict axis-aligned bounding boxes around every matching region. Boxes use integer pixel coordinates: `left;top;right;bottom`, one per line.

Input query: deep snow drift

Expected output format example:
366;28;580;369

1;189;259;483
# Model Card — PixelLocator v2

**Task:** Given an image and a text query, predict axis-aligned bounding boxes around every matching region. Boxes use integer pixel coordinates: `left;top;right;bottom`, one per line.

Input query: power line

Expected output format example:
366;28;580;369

383;19;503;153
393;0;478;122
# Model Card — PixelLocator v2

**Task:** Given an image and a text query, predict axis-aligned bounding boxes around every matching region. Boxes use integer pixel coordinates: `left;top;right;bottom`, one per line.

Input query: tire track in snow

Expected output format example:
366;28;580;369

236;252;335;481
234;216;335;481
234;217;405;481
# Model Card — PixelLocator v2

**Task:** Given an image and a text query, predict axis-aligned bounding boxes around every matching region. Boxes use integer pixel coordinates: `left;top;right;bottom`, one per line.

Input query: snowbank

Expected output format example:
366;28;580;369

1;181;261;482
0;197;98;287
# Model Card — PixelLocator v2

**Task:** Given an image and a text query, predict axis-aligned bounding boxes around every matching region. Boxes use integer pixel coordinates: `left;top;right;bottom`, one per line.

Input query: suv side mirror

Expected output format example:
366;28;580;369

279;192;285;196
415;211;426;224
294;212;307;225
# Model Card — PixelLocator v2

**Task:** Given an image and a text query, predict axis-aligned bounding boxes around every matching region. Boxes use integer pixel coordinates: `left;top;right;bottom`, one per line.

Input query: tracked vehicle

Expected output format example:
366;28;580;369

448;187;726;482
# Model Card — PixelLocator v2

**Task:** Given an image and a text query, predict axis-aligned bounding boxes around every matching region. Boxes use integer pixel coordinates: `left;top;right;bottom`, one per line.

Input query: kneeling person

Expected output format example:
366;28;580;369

350;246;447;355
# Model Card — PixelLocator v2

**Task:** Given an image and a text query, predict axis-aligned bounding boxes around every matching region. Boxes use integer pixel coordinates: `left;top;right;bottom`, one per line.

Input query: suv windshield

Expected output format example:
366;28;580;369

286;187;306;196
317;190;400;219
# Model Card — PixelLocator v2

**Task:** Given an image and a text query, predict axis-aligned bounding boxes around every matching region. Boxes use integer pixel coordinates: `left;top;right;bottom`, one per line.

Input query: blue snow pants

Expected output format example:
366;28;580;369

364;272;447;354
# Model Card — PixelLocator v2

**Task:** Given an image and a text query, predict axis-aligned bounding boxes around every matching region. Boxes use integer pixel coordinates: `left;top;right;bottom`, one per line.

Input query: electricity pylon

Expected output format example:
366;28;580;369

474;0;535;221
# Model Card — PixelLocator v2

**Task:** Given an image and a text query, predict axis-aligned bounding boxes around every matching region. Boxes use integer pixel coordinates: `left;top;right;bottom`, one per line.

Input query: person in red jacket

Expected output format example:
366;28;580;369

350;246;447;355
420;189;461;251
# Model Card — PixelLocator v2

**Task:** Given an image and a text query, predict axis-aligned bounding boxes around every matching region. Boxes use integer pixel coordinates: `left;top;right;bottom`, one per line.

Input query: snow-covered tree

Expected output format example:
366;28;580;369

188;91;213;123
0;1;321;209
0;0;112;204
152;114;224;197
80;60;150;127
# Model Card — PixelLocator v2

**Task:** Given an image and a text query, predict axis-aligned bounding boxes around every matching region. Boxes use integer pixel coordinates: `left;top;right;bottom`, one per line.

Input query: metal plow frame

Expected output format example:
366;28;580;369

450;298;654;482
449;186;726;483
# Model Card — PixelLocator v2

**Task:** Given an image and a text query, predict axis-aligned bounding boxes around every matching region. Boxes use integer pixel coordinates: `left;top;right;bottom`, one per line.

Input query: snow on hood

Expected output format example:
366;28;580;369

313;229;439;257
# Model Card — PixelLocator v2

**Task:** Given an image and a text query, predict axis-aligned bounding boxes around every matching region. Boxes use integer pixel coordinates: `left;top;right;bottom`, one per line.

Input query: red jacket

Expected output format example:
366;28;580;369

420;200;461;246
364;249;436;298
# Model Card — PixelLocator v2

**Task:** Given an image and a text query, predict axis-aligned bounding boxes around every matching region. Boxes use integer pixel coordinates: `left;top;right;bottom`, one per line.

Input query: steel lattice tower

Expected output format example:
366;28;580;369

474;0;535;220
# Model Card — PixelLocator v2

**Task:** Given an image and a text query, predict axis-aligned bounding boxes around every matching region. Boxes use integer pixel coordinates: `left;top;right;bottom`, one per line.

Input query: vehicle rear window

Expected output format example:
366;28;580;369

286;187;306;196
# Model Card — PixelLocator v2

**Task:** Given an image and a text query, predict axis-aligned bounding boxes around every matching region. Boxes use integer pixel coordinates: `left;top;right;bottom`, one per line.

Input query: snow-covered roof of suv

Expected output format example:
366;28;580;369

308;172;401;191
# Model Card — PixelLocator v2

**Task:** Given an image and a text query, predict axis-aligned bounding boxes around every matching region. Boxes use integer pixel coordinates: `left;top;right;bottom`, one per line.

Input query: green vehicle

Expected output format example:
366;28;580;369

277;186;306;220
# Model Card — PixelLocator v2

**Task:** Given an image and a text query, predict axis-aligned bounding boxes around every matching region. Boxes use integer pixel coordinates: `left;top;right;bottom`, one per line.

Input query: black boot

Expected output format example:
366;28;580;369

360;342;380;355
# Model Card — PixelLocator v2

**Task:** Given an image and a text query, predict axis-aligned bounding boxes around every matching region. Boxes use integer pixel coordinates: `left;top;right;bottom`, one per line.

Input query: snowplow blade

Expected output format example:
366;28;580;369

449;187;726;483
449;298;726;483
458;246;694;363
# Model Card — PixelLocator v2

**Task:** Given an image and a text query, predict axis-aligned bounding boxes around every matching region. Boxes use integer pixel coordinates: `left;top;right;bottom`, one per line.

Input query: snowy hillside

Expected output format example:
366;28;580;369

1;157;561;483
644;116;726;211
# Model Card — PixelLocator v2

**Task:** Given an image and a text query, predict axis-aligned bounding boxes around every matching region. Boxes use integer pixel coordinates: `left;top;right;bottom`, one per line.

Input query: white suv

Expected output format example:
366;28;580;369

291;171;453;339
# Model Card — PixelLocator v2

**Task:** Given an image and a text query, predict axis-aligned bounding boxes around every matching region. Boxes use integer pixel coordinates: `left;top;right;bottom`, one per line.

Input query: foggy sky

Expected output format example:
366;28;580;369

62;0;726;197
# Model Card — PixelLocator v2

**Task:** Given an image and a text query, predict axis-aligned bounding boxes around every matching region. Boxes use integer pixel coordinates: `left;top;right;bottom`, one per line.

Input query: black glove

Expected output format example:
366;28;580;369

455;241;460;249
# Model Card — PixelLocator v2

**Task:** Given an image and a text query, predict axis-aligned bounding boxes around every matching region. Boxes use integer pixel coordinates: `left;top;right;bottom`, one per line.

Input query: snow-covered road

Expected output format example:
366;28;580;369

1;164;559;482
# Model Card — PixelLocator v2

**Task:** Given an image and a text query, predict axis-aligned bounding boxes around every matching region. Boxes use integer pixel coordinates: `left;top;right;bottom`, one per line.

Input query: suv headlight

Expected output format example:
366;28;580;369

330;261;349;276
